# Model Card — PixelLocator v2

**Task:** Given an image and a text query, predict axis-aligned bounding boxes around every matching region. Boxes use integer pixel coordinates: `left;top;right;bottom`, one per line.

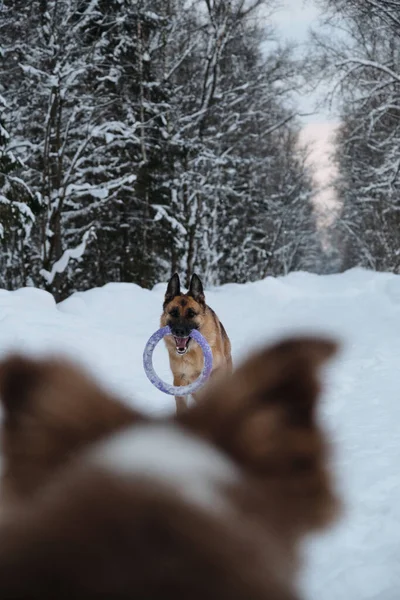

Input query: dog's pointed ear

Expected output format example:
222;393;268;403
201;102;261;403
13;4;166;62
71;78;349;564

182;337;337;471
180;338;339;533
0;354;140;501
180;337;339;530
188;273;205;304
165;273;181;305
189;337;336;423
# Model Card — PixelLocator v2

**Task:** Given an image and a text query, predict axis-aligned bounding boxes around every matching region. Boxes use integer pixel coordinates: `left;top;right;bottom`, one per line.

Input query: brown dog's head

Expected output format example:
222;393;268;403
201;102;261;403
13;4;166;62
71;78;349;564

0;337;339;534
161;273;206;355
0;337;340;599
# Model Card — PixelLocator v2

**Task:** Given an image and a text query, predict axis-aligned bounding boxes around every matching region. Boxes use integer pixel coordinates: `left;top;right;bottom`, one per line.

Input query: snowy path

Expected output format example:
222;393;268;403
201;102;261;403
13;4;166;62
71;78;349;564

0;268;399;599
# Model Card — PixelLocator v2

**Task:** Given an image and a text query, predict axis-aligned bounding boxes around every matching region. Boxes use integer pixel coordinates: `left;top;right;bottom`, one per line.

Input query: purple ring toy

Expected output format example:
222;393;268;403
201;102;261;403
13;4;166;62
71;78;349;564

143;326;213;396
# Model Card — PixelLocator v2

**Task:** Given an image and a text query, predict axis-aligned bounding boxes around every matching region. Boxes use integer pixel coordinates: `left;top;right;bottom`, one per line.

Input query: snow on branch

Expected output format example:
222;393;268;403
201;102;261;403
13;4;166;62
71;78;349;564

153;204;187;236
337;58;400;85
40;228;95;285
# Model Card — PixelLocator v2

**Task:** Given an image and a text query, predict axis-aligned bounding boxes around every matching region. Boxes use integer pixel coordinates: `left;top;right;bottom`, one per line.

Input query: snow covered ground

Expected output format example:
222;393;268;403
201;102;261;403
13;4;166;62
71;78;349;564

0;268;399;599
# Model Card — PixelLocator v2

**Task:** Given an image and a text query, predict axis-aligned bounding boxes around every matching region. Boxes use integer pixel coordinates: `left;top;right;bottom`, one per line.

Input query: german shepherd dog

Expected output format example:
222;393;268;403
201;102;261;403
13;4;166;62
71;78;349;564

0;336;339;599
161;273;232;414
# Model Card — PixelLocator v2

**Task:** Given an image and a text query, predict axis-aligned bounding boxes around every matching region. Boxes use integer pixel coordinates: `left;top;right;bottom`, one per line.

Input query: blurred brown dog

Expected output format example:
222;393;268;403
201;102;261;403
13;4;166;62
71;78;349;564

161;273;232;414
0;337;339;600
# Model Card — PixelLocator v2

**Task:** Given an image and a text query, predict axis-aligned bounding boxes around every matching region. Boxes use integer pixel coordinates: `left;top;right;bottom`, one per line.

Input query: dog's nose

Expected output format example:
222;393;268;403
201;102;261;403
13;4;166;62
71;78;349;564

173;327;187;337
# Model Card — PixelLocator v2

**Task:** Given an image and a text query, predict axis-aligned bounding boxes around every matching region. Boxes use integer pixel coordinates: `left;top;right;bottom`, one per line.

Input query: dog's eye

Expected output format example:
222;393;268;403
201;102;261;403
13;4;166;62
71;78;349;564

169;308;180;318
186;308;197;319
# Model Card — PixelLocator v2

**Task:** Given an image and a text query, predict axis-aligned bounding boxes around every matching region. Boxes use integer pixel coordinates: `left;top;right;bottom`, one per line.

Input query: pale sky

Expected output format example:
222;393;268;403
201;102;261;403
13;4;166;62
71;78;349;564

271;0;320;46
268;0;339;213
269;0;331;120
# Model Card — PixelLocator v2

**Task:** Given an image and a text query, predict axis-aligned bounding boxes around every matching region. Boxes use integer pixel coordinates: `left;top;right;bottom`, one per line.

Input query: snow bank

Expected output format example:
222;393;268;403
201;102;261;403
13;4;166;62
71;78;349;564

0;268;398;598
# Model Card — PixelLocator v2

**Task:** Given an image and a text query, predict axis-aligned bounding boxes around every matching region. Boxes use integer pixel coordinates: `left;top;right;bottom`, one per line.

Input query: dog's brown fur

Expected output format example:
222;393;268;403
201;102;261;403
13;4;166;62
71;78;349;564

0;356;142;504
161;273;232;414
0;337;339;599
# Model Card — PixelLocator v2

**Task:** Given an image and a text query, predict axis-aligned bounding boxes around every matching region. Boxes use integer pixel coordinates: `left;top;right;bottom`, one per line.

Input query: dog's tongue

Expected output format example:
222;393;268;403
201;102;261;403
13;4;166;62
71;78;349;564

175;337;188;348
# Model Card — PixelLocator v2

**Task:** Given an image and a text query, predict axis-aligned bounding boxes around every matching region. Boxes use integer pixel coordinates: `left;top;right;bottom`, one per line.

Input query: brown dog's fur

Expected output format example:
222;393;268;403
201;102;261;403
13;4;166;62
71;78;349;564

0;337;339;599
0;356;141;503
161;273;232;414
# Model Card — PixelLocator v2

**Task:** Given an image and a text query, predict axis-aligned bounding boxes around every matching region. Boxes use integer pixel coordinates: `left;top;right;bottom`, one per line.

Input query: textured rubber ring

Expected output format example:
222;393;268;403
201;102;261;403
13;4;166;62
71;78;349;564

143;326;213;395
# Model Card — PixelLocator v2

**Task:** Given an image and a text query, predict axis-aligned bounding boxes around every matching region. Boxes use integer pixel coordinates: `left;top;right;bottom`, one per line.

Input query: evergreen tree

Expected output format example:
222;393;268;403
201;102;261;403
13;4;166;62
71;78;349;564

314;0;400;272
0;95;36;288
0;0;320;296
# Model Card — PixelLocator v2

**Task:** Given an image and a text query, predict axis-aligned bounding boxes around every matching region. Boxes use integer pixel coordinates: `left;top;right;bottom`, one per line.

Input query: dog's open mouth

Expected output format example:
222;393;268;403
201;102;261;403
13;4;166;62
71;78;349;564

174;336;191;355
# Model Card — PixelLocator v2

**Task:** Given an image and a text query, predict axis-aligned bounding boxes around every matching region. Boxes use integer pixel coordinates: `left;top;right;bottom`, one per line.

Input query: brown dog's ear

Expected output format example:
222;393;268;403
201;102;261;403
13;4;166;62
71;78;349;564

0;355;140;501
188;273;205;304
181;337;338;531
182;337;337;472
164;273;181;305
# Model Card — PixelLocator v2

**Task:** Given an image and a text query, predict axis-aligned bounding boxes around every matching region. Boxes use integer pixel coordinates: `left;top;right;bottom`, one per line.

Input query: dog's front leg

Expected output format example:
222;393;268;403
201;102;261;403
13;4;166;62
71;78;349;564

173;374;189;415
174;395;188;415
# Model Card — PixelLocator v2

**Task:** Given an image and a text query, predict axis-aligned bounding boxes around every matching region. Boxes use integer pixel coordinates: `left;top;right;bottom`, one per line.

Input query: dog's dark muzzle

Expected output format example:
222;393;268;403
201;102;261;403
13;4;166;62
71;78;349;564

169;320;195;355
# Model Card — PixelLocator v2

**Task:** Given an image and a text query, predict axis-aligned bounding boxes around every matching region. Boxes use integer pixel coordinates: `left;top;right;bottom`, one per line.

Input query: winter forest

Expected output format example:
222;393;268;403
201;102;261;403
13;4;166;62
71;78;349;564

0;0;399;300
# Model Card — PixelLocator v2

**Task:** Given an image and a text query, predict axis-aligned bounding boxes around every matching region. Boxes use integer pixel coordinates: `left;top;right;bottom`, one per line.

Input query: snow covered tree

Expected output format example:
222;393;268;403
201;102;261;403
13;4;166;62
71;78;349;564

1;1;144;297
314;0;400;272
152;0;317;286
0;0;320;295
0;95;36;288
